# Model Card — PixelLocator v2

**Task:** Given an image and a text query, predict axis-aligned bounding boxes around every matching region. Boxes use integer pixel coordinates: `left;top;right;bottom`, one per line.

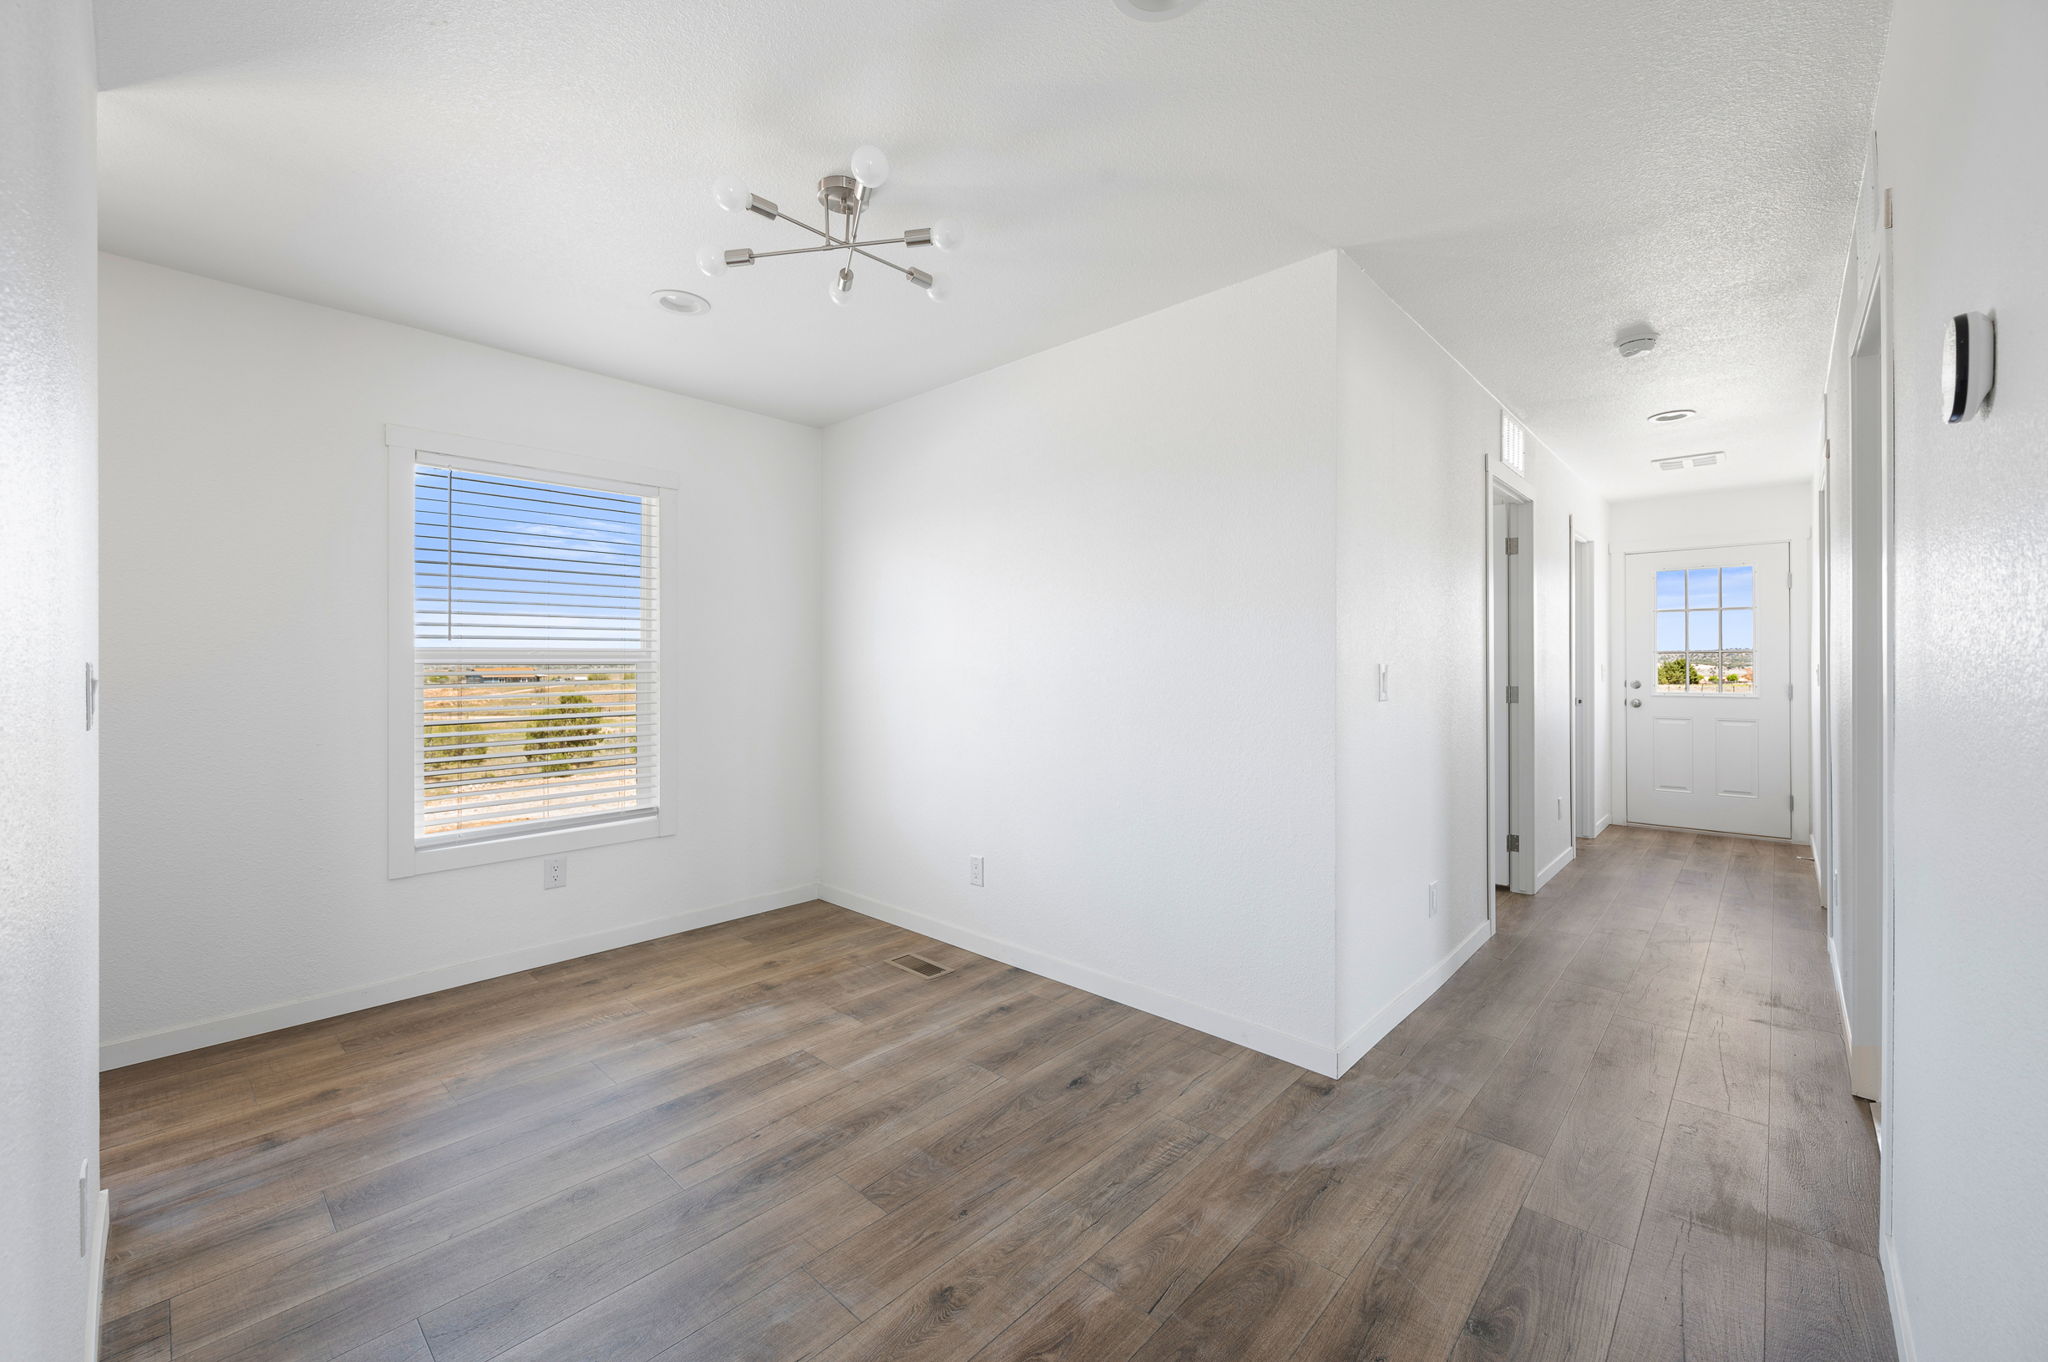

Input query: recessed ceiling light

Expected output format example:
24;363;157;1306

1648;408;1697;423
651;289;711;316
1617;334;1657;358
1115;0;1207;19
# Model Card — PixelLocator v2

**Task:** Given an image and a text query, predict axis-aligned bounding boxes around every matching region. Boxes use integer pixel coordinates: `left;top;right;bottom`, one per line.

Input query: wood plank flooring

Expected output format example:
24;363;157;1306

99;825;1895;1361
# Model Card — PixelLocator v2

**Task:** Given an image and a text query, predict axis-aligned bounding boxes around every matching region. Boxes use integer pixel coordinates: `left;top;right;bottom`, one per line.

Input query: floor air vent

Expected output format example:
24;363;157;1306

888;953;952;978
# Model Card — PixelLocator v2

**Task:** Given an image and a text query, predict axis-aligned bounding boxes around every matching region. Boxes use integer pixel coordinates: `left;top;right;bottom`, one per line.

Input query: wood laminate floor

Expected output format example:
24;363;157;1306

100;826;1895;1361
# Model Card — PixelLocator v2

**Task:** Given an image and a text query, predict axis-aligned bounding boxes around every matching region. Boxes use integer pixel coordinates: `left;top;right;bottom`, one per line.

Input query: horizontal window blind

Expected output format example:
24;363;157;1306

413;461;659;844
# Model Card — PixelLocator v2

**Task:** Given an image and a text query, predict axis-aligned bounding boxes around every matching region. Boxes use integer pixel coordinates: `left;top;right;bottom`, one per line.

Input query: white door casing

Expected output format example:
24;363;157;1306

1624;543;1793;838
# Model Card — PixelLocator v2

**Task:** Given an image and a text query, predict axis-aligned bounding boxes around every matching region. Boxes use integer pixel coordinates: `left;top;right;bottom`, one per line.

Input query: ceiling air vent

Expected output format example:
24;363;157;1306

1653;451;1725;473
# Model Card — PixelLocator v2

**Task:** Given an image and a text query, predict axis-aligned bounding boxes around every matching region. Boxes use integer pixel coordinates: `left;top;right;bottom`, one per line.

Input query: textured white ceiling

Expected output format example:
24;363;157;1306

96;0;1887;496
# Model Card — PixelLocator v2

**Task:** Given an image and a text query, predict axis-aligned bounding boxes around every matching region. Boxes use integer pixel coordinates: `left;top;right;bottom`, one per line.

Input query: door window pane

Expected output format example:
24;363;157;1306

1651;565;1759;694
1722;565;1755;608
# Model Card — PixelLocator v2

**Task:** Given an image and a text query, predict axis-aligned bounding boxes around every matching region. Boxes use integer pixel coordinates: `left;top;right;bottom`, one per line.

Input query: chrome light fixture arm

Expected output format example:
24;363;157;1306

697;146;960;303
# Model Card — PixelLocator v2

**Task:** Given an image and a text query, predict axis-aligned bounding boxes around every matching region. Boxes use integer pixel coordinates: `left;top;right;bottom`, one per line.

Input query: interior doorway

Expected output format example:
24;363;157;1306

1488;484;1534;893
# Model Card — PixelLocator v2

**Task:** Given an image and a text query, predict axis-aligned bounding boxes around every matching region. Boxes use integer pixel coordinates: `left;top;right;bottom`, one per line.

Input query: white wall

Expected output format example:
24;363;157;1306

1607;481;1815;843
822;255;1343;1069
0;0;102;1353
98;256;825;1065
823;251;1609;1074
1849;0;2048;1352
1331;259;1610;1064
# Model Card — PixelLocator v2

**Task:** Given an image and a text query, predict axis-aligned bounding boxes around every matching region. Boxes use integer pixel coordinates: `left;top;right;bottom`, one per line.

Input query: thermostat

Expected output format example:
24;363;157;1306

1942;311;1995;423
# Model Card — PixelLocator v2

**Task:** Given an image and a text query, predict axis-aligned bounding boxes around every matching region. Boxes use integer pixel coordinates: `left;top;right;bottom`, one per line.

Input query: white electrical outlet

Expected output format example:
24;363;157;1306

968;855;984;887
1427;881;1440;919
543;855;567;890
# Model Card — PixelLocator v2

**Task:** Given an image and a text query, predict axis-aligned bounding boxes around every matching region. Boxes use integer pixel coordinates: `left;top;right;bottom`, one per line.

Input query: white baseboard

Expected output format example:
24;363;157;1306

99;883;823;1070
822;885;1337;1075
85;1188;109;1360
1535;844;1577;890
1880;1233;1918;1362
1335;918;1493;1076
1593;814;1612;835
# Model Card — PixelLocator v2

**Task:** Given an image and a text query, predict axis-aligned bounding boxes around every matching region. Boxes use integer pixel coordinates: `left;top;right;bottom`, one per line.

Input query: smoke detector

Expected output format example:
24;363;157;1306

1653;451;1725;472
1617;334;1658;358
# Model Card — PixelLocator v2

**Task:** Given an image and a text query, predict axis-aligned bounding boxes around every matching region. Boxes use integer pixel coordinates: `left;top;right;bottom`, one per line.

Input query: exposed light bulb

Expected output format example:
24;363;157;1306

711;175;751;214
924;274;952;303
929;218;964;253
850;144;890;189
695;244;728;278
830;267;857;307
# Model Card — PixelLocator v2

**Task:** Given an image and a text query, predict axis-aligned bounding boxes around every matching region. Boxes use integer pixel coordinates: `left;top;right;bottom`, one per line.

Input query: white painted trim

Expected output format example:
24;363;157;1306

384;428;681;879
1535;844;1576;891
1880;1232;1918;1362
84;1188;108;1360
824;885;1338;1076
1593;814;1612;835
1335;918;1493;1075
100;883;821;1069
1827;928;1851;1037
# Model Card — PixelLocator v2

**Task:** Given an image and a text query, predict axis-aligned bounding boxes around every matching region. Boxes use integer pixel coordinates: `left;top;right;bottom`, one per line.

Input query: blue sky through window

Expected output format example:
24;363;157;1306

414;466;650;649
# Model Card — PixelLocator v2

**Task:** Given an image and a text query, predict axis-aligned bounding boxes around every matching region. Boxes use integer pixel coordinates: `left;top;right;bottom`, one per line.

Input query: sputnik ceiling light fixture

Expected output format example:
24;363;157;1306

696;144;962;307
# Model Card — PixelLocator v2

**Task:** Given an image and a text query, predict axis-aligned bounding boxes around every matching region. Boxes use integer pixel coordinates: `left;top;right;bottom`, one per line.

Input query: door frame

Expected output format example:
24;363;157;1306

1612;537;1798;837
1570;526;1597;840
1486;479;1536;896
1830;253;1895;1107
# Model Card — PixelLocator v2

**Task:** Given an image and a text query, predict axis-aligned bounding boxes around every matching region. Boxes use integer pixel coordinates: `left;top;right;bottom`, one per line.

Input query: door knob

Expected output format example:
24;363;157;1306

1629;680;1642;689
1629;698;1643;708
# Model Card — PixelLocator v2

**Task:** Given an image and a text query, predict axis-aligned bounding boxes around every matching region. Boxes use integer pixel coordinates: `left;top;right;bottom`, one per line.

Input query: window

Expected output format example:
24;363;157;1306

1500;412;1527;476
388;428;674;874
1654;565;1755;693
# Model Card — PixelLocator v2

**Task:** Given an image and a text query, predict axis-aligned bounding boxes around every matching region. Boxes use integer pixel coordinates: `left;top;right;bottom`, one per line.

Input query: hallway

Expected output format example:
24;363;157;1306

97;825;1889;1362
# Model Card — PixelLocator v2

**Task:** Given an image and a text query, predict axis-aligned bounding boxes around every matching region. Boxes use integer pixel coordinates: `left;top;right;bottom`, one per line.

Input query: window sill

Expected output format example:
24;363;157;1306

388;810;667;878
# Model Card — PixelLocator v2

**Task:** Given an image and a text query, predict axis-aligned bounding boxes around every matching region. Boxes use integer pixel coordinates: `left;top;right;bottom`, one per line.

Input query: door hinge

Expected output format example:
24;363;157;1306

84;663;97;732
1787;682;1795;700
1789;794;1796;811
1883;187;1893;229
1504;537;1520;556
1505;685;1520;704
1506;834;1521;853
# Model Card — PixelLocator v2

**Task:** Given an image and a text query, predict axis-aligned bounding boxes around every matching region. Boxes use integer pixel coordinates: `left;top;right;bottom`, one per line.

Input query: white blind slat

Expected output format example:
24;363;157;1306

413;463;659;843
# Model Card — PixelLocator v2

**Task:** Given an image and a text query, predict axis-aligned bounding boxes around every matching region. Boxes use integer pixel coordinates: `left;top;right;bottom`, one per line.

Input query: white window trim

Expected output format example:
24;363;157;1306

385;425;680;878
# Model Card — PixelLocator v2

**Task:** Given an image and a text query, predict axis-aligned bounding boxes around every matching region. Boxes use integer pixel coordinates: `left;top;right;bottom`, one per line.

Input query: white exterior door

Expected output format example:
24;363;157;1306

1624;543;1792;838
